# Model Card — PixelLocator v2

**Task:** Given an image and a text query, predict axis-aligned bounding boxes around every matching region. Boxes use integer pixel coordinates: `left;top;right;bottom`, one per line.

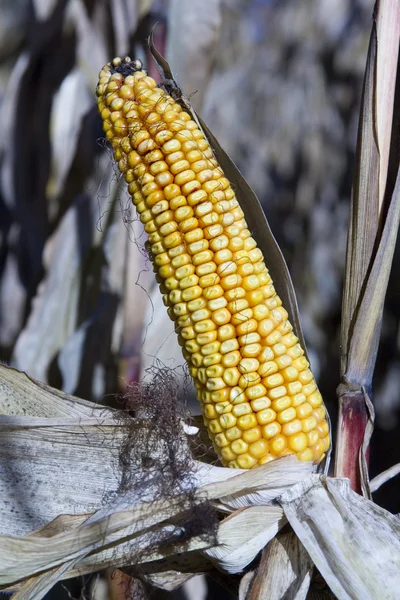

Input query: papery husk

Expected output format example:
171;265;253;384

279;475;400;600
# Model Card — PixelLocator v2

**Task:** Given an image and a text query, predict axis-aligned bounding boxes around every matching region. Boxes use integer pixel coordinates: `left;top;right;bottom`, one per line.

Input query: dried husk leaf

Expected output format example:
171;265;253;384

279;475;400;600
246;532;313;600
204;506;286;573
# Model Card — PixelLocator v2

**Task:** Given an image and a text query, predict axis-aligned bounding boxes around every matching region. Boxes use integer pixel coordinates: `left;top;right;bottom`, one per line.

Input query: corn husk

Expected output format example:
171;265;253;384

1;364;400;600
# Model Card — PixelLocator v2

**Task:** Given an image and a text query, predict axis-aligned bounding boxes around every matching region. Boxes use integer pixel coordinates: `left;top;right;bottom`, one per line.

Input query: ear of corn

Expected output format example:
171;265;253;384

96;56;330;469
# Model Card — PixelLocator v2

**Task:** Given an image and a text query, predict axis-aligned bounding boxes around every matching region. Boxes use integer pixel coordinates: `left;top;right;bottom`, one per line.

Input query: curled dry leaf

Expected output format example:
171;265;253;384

245;532;313;600
279;475;400;600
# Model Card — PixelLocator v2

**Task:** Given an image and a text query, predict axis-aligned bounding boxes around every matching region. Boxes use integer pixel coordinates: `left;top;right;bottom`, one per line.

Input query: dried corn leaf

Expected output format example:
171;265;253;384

279;475;400;600
48;67;93;203
341;3;400;386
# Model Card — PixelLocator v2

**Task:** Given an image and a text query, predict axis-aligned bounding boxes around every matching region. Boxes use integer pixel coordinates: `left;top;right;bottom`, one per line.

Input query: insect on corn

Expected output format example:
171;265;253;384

96;56;330;469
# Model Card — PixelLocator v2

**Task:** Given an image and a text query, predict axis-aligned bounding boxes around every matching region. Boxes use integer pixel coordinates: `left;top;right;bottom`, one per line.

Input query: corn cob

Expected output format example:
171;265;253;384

96;56;330;469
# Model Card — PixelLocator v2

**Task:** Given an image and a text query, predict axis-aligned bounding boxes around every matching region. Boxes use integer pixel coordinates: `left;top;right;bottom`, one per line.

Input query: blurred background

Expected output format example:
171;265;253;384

0;0;399;598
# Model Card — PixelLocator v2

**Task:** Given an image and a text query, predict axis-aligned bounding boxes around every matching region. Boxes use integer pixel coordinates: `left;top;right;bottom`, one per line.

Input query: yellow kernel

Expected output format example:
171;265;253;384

188;239;209;255
158;264;175;279
194;319;216;334
237;323;259;341
299;369;314;384
258;361;278;379
204;404;217;419
211;388;230;403
165;150;184;165
282;419;302;436
322;435;330;452
308;391;323;407
160;221;178;236
221;447;237;462
203;352;222;367
223;367;241;386
200;211;219;226
239;372;261;388
201;340;221;356
169;289;182;304
232;403;252;417
181;285;202;302
282;340;300;356
231;308;253;327
162;139;181;153
179;274;199;289
268;386;287;400
191;353;204;367
210;235;229;251
246;290;265;307
230;386;246;404
262;422;281;439
243;427;262;444
238;358;260;374
199;273;220;288
175;264;195;280
287;381;303;395
180;326;195;340
250;397;271;412
231;439;249;455
271;396;292;412
209;419;222;434
211;308;230;326
242;275;259;291
214;433;229;447
227;298;248;314
170;159;190;175
196;261;217;277
214;248;233;264
219;339;238;355
175;169;195;186
237;454;258;469
188;189;208;206
256;408;277;425
258;319;275;337
296;402;313;419
307;430;319;447
220;273;242;290
221;350;241;368
317;421;330;438
313;406;326;421
282;367;299;383
228;460;240;469
266;331;282;345
270;435;287;456
288;432;308;452
297;448;314;462
168;243;186;258
277;407;296;424
237;414;258;430
242;343;262;358
226;426;242;442
248;439;269;459
191;250;213;266
301;416;317;433
191;308;211;322
164;231;184;248
217;261;237;277
219;413;237;429
237;332;260;346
